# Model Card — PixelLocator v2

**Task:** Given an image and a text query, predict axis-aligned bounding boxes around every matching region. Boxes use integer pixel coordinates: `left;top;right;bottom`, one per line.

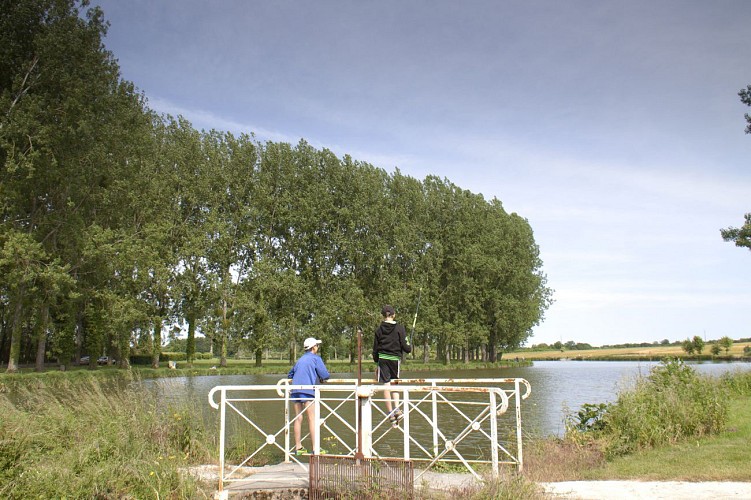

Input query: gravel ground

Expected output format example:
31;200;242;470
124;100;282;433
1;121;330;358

540;480;751;499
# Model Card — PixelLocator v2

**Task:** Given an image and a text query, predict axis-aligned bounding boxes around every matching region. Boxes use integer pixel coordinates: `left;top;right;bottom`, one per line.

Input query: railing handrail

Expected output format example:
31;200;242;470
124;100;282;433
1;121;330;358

211;377;530;409
272;377;532;399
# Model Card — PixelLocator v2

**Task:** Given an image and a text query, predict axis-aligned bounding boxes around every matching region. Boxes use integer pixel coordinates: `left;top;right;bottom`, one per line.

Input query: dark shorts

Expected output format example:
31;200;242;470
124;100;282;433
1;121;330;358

377;359;401;384
290;391;313;404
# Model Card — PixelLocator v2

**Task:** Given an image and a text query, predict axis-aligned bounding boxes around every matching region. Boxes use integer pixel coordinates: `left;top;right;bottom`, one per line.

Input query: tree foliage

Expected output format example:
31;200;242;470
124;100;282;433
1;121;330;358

721;85;751;251
1;1;553;371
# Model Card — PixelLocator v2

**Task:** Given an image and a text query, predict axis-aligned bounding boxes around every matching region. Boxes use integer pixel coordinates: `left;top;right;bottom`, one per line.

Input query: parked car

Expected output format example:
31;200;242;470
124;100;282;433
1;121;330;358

97;356;115;365
79;356;90;365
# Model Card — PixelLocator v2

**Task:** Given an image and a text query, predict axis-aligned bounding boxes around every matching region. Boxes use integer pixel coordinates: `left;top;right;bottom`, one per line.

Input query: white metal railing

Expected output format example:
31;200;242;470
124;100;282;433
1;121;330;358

208;377;531;492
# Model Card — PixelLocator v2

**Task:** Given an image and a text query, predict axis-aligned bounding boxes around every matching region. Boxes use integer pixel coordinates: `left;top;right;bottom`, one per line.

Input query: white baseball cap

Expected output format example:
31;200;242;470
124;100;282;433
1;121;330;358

303;337;322;350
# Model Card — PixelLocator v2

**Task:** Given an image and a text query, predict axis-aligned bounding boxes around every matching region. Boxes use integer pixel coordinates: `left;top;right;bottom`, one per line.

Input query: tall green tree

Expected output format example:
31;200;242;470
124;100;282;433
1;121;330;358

1;0;148;369
718;335;734;354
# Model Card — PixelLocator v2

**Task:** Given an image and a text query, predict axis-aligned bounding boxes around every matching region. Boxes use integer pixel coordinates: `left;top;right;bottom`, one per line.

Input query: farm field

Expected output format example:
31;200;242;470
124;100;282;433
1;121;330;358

508;342;750;361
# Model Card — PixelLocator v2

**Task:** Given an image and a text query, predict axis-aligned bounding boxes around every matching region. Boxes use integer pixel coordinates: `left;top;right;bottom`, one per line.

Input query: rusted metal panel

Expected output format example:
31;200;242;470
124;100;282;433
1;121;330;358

309;455;414;500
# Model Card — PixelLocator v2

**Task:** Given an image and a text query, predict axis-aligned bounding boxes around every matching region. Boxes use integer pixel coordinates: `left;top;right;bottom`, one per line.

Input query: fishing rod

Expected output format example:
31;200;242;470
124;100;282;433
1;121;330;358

409;287;422;350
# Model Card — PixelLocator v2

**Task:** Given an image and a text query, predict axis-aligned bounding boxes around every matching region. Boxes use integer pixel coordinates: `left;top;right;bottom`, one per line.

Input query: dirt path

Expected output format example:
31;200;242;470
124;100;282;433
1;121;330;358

540;480;751;499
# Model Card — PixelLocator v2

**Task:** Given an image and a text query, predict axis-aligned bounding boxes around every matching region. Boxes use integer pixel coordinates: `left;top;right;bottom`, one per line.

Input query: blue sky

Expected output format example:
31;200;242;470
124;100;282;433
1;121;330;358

92;0;751;347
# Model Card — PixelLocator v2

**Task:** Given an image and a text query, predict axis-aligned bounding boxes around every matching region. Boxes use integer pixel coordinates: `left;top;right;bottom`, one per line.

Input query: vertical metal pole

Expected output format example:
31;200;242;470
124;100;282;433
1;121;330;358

362;393;373;458
489;391;499;478
403;389;410;460
218;389;226;492
515;379;524;471
355;327;364;460
314;387;321;454
284;387;291;462
431;382;438;457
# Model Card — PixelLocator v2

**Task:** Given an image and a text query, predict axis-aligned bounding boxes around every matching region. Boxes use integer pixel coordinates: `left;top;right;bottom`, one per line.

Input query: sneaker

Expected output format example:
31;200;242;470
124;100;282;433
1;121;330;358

295;447;308;456
388;409;403;426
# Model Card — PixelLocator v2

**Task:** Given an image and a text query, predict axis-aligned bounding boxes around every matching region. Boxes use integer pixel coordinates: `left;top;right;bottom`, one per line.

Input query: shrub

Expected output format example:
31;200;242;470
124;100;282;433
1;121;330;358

567;358;729;458
720;369;751;397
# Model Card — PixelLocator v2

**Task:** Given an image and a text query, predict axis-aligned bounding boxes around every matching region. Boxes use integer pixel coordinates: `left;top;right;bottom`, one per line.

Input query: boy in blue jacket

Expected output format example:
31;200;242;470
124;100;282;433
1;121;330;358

288;337;330;455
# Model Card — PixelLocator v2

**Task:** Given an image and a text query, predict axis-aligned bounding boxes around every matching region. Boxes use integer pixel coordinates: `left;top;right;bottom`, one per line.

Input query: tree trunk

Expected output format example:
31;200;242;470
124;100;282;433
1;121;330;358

34;303;50;372
487;325;499;363
220;336;227;367
151;318;161;368
6;292;25;373
186;310;196;367
255;347;262;367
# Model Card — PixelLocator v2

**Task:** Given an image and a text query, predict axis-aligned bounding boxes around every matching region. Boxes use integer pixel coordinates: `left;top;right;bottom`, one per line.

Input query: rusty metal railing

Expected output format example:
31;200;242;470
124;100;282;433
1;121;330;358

309;454;414;499
208;377;531;493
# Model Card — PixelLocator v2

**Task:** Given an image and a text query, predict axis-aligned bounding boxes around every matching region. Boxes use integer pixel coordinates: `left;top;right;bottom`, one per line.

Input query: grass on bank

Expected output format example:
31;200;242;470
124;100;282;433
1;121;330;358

587;398;751;481
0;371;216;499
523;361;751;484
6;356;531;377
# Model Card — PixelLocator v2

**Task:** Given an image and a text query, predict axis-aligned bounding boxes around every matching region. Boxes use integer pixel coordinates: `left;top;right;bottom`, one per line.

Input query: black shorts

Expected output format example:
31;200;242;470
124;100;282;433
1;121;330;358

377;359;401;384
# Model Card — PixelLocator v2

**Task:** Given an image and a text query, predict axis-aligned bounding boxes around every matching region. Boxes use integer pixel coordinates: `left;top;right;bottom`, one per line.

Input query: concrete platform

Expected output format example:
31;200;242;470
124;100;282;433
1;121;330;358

187;462;482;499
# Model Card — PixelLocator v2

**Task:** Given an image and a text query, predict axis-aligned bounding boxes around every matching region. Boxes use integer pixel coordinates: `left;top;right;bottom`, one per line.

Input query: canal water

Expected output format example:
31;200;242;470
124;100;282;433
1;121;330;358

143;360;751;438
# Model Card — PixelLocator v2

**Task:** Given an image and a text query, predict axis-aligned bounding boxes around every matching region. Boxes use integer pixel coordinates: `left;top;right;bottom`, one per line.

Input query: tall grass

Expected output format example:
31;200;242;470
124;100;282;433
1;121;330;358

0;371;215;498
566;358;730;458
419;471;545;500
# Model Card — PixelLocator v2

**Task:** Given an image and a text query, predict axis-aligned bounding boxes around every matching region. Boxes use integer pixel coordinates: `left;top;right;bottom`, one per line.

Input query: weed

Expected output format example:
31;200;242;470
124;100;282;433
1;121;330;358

0;372;215;498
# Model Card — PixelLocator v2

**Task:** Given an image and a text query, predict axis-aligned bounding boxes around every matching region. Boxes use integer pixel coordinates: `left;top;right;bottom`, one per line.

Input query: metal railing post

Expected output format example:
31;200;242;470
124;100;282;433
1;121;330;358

362;388;373;458
403;389;410;460
284;387;291;462
218;388;226;492
314;387;321;454
489;390;499;478
515;379;524;471
431;381;438;458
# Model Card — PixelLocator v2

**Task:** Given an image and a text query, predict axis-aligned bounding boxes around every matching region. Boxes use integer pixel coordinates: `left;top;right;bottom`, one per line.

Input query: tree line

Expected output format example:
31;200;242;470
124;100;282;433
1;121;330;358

0;0;552;372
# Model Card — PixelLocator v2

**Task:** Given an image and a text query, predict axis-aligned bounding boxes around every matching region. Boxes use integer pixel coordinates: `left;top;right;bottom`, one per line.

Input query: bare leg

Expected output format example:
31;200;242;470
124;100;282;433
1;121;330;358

384;382;393;414
293;402;305;450
304;401;318;451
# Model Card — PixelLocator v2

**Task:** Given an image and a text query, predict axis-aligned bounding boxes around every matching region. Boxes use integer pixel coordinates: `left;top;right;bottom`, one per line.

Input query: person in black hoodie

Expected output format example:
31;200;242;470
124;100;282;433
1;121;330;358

372;304;412;424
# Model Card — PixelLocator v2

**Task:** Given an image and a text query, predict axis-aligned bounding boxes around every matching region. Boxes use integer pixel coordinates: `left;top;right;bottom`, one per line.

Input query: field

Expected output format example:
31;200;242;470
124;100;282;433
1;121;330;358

508;342;751;361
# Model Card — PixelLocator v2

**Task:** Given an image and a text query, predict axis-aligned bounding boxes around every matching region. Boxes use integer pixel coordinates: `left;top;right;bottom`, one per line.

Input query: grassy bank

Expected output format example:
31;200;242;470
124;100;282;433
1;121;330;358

0;371;216;498
5;356;530;377
523;360;751;484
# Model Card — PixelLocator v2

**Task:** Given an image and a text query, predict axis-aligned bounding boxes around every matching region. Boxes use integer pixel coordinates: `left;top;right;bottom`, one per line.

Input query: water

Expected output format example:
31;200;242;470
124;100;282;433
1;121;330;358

143;360;751;438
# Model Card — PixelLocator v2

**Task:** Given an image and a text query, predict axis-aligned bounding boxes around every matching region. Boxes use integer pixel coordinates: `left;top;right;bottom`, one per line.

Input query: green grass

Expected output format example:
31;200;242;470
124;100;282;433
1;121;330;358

524;364;751;484
0;371;216;498
584;398;751;481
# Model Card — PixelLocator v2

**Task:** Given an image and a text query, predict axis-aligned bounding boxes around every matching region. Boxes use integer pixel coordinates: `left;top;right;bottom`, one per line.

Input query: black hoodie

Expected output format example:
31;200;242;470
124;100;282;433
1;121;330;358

372;321;412;361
